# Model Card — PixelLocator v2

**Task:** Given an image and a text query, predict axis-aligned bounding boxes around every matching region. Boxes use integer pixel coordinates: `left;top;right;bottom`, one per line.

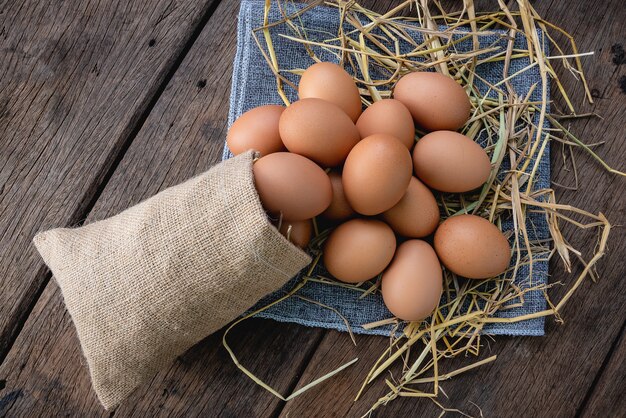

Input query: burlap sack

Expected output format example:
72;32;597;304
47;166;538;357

33;150;311;409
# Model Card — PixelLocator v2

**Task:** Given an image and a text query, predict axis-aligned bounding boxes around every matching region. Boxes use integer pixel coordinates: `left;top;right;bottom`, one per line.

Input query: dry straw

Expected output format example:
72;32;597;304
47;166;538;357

224;0;624;415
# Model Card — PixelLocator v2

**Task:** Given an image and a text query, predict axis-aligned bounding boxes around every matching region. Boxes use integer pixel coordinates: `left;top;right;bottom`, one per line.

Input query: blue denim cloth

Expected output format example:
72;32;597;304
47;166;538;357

224;0;550;336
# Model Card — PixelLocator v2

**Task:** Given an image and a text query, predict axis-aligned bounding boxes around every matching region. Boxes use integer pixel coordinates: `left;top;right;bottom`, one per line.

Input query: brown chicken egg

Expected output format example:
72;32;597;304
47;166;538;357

381;240;442;321
278;219;312;249
227;105;286;156
298;62;362;122
393;72;471;131
253;152;332;221
342;134;412;215
356;99;415;150
434;214;512;279
412;130;491;193
323;219;396;283
322;171;356;221
279;98;361;167
382;177;440;238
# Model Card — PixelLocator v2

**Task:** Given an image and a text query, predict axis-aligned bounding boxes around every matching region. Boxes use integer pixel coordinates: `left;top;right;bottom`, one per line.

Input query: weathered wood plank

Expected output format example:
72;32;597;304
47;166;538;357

579;324;626;417
0;0;325;415
278;0;626;416
0;0;221;360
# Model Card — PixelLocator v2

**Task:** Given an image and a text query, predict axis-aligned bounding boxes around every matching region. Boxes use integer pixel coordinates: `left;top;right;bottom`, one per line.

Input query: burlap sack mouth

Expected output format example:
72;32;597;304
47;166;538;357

33;150;312;409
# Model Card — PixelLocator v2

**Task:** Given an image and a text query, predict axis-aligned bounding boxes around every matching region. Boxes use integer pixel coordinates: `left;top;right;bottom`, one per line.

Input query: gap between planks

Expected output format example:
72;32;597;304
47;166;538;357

574;318;626;417
268;331;326;418
0;0;225;366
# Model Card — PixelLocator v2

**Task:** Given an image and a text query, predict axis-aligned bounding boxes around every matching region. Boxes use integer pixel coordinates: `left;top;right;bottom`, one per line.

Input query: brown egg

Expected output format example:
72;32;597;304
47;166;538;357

412;130;491;193
393;72;471;131
434;214;511;279
343;134;412;215
322;171;355;221
356;99;415;150
323;219;396;283
227;105;286;156
298;62;362;122
382;177;440;238
381;240;442;321
279;98;361;167
253;152;332;221
278;219;312;249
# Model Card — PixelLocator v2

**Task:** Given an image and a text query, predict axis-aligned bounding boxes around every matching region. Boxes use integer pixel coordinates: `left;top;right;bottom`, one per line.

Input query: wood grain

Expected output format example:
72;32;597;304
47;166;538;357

0;0;221;361
0;0;324;415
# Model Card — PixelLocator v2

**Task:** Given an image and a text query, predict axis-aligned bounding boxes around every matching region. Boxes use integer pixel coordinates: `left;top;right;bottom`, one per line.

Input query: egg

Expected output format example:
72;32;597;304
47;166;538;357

381;240;442;321
393;72;471;131
279;98;361;167
412;130;491;193
227;105;286;156
434;214;511;279
278;219;312;249
323;219;396;283
356;99;415;150
322;171;355;220
382;177;440;238
342;134;412;215
253;152;332;221
298;62;362;122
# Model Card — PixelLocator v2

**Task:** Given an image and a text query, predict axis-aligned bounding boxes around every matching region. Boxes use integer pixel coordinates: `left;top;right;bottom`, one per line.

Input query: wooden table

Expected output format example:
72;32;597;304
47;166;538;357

1;0;624;416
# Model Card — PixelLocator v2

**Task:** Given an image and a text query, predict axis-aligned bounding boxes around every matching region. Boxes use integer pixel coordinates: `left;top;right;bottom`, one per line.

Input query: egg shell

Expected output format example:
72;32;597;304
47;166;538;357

323;219;396;283
279;98;361;167
382;177;440;237
381;240;442;321
253;152;332;221
298;62;362;122
278;219;312;249
412;130;491;193
356;99;415;150
226;105;286;156
393;72;471;131
322;171;356;220
434;214;512;279
342;134;412;215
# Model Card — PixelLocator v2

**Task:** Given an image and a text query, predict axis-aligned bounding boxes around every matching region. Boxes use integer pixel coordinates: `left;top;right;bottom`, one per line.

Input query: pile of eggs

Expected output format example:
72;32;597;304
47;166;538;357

227;62;512;322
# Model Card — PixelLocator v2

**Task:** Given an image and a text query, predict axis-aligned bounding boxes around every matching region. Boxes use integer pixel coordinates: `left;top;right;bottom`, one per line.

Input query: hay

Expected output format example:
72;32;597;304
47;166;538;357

224;1;623;415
